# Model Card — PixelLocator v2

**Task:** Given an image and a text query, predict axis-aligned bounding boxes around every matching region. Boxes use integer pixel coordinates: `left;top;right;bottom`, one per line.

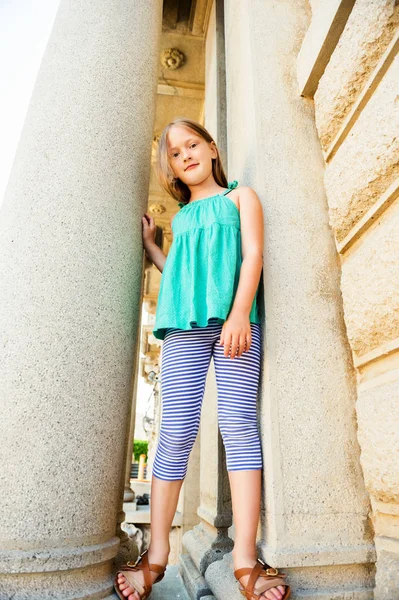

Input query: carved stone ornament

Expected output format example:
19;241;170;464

148;203;166;215
151;134;161;162
161;47;185;70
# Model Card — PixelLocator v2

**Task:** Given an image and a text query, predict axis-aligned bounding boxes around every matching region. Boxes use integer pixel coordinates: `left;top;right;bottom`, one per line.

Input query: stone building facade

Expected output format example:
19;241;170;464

0;1;397;599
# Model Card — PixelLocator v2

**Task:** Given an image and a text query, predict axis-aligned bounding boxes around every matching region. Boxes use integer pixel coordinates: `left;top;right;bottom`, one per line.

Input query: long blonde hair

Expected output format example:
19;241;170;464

154;117;228;207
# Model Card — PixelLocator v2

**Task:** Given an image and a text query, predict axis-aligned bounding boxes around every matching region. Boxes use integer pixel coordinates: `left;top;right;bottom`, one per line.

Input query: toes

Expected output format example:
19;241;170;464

277;585;286;594
120;583;141;600
118;582;129;592
115;573;142;600
263;589;283;600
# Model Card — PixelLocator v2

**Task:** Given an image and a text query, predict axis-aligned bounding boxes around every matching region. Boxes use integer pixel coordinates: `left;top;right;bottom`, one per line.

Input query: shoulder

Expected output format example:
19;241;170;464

234;186;261;212
236;185;259;198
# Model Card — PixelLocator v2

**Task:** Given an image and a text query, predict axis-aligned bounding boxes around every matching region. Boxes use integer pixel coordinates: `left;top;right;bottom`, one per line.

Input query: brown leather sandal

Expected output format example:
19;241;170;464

234;558;291;599
114;549;167;600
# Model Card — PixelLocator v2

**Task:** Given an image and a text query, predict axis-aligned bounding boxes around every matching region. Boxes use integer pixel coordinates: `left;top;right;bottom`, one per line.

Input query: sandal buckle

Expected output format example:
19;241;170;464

257;559;279;576
126;552;145;568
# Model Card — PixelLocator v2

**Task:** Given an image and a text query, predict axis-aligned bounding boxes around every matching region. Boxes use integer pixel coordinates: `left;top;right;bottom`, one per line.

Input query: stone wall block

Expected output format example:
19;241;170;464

356;378;399;505
315;0;399;150
340;203;399;357
324;52;399;242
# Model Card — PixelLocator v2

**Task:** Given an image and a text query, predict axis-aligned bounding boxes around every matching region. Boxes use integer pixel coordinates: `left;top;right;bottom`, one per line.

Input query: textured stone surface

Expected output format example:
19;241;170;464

340;202;399;356
324;52;399;243
373;541;399;600
223;0;375;595
205;551;375;600
356;377;399;504
310;0;399;595
179;551;213;599
0;0;162;597
315;0;399;150
151;564;190;600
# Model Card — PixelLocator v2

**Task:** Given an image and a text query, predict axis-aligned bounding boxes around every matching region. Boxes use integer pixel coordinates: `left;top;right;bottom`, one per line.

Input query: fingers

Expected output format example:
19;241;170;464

246;333;252;352
142;213;153;225
228;334;239;359
237;334;246;357
219;332;252;359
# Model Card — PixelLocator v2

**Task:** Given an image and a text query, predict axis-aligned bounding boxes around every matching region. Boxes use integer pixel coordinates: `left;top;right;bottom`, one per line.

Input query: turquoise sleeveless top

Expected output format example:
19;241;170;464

152;180;261;340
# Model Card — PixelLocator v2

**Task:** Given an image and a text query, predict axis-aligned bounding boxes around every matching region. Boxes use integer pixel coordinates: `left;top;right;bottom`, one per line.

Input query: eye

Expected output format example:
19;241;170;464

170;142;197;159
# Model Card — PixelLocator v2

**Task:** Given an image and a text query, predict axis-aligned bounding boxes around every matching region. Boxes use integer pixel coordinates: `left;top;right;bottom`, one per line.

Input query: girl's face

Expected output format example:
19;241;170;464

166;125;218;186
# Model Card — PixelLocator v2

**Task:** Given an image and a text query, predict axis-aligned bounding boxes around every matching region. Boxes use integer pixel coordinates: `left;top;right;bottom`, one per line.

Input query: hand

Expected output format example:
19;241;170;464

142;212;157;250
219;313;252;359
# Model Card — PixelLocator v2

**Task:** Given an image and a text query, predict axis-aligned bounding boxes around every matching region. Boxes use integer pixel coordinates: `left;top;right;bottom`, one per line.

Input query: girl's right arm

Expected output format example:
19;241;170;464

142;212;167;273
144;242;166;273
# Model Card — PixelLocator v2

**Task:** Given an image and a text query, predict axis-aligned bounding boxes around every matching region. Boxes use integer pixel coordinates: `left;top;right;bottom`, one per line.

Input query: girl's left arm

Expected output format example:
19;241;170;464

220;186;263;357
229;186;264;319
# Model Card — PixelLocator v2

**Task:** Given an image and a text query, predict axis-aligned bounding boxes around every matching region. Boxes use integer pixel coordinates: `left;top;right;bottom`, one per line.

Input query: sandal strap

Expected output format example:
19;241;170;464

248;561;263;592
234;559;289;598
234;562;286;581
234;567;254;579
118;549;166;594
120;562;165;575
121;571;147;597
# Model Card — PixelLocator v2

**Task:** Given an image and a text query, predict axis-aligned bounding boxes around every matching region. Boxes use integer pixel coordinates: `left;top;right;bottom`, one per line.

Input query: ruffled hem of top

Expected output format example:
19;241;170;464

177;180;238;209
152;309;261;340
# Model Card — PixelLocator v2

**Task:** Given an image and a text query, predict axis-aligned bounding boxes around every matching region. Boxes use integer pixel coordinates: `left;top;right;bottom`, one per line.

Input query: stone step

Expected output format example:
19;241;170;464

151;564;191;600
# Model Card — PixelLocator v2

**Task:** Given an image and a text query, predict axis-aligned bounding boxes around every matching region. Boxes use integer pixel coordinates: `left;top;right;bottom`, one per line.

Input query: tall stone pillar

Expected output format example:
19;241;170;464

0;1;162;598
204;1;376;598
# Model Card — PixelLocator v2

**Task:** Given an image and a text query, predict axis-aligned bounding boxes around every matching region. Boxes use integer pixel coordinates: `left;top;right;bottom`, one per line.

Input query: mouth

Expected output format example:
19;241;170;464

185;163;199;171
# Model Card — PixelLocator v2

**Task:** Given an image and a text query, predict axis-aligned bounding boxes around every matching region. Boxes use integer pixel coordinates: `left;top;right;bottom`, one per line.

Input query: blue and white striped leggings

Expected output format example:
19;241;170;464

152;318;263;481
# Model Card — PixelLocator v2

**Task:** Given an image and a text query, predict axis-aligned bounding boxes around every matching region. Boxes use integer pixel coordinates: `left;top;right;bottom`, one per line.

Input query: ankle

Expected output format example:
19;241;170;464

148;541;170;561
232;547;257;564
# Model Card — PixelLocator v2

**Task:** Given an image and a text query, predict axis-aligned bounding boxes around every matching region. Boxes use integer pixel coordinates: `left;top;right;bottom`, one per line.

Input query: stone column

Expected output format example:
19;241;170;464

123;265;146;505
204;1;375;598
0;1;162;598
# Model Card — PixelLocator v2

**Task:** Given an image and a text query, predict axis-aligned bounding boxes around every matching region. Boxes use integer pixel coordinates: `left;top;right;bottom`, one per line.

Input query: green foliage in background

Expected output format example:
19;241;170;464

133;439;148;462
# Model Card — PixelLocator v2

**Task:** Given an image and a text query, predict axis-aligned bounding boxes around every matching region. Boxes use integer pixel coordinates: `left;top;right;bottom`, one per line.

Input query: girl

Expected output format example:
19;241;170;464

114;118;291;600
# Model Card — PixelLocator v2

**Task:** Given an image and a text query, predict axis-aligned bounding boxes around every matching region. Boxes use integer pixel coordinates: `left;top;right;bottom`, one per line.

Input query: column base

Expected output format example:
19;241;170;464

203;551;375;600
0;563;117;600
180;523;233;599
0;537;125;600
179;552;213;600
204;553;375;600
373;536;399;600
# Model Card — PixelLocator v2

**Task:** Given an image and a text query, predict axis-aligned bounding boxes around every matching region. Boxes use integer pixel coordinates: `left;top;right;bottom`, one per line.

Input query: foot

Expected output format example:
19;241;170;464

233;552;286;600
116;545;169;600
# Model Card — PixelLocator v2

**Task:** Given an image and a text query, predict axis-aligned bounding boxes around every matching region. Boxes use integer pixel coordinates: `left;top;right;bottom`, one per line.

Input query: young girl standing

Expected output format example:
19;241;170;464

114;118;291;600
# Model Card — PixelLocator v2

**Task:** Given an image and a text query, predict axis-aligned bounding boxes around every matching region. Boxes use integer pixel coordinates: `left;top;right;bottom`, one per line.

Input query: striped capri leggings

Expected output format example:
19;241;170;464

152;318;263;481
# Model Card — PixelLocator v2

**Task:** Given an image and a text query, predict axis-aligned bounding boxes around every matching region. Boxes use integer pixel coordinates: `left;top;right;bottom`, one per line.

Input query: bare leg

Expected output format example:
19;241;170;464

229;469;286;600
116;475;184;600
